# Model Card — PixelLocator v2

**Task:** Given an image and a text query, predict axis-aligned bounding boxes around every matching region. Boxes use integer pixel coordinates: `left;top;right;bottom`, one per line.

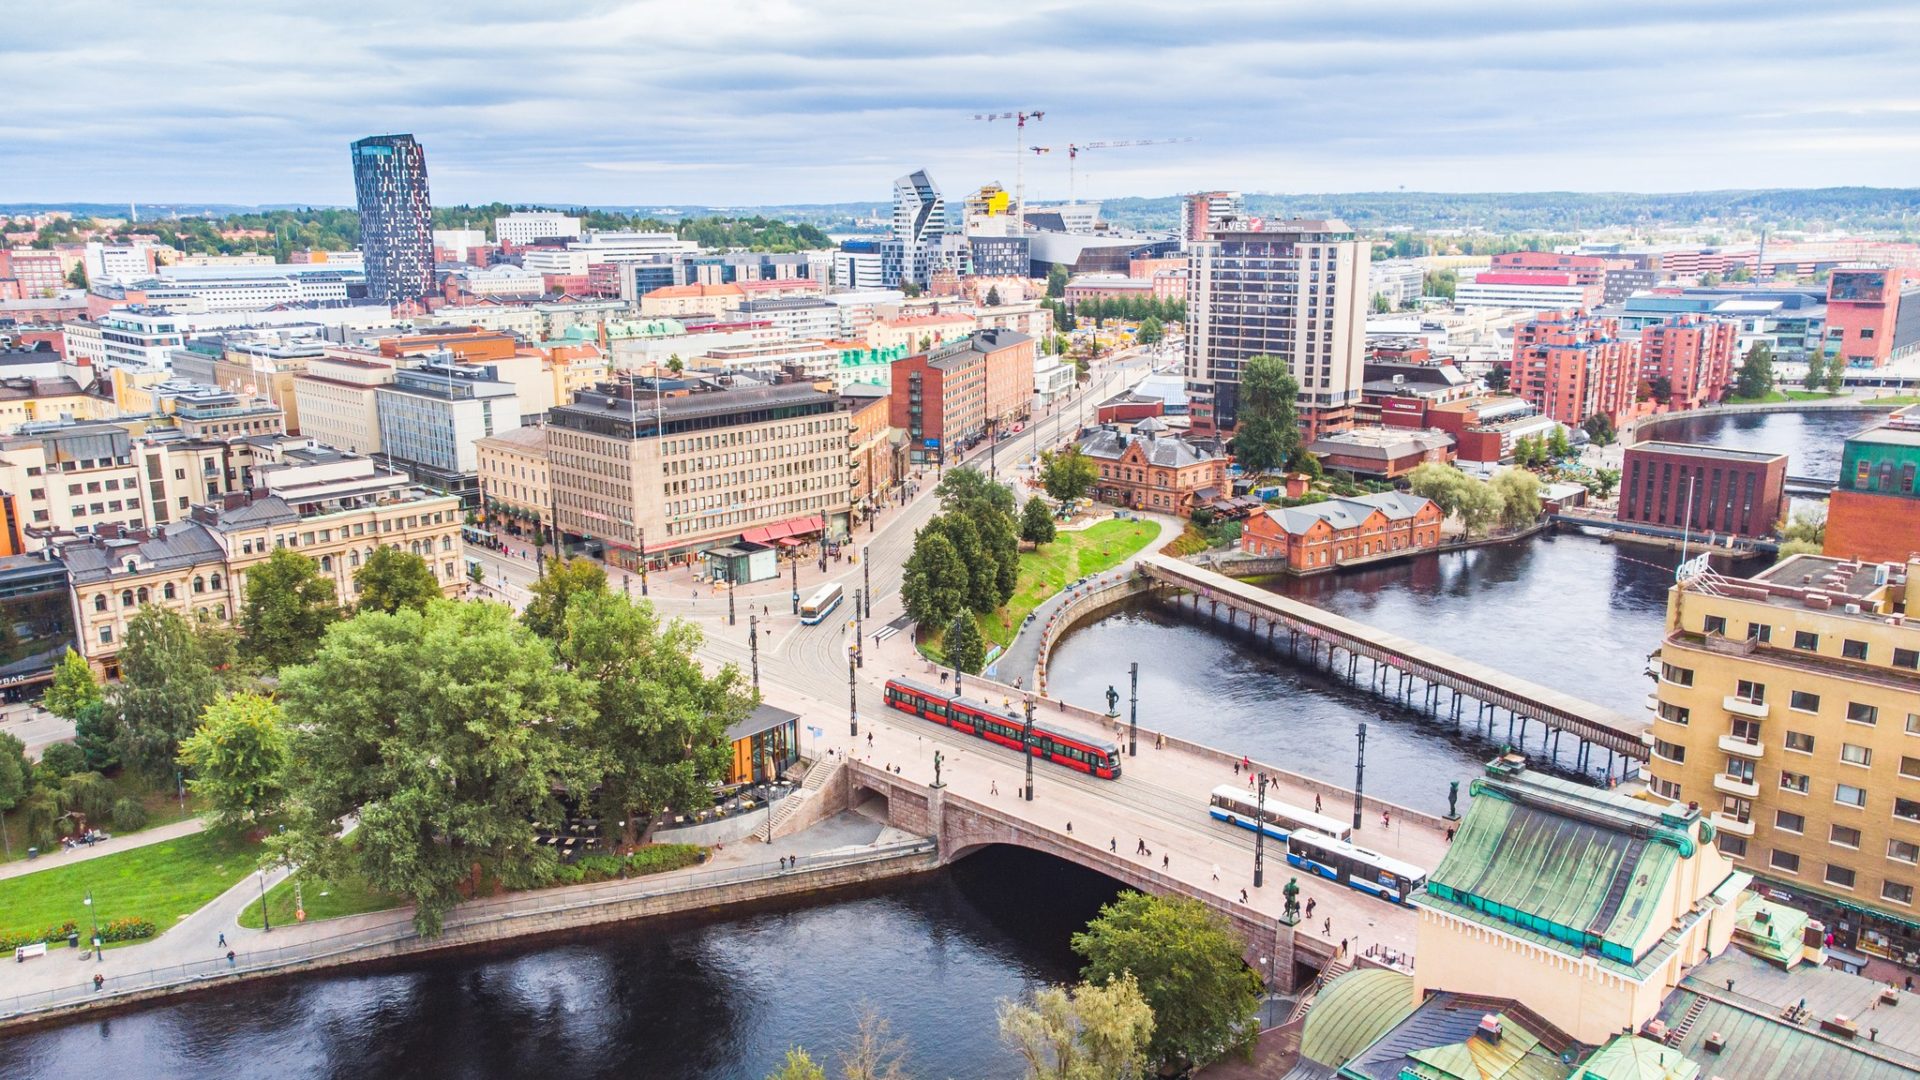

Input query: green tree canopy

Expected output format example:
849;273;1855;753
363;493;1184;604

1135;316;1163;346
1456;479;1503;536
109;608;235;780
1072;892;1261;1071
523;556;609;640
1803;352;1827;391
763;1049;826;1080
1733;343;1773;400
1546;425;1572;459
937;466;1016;518
1229;354;1301;474
924;513;1008;615
353;546;443;615
240;548;341;670
1021;496;1058;546
1406;461;1470;518
1041;447;1099;505
1781;506;1826;546
551;589;752;842
177;691;291;830
0;731;30;856
944;613;986;674
902;530;968;629
72;700;120;773
1581;413;1616;446
274;601;596;934
998;974;1156;1080
1047;264;1069;298
986;286;1002;306
1489;468;1543;529
44;648;102;720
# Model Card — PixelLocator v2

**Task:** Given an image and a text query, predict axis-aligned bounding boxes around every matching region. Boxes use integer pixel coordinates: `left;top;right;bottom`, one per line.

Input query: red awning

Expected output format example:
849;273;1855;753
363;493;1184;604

741;515;826;546
777;537;805;547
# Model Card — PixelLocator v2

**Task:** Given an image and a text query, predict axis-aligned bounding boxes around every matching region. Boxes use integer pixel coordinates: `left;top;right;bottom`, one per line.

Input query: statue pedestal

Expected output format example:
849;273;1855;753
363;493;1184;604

1280;912;1301;927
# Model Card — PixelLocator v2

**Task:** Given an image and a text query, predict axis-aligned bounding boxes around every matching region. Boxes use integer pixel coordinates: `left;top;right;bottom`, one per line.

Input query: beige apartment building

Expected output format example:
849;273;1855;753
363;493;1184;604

1649;553;1920;964
476;425;552;534
546;378;848;571
61;448;464;674
291;351;397;456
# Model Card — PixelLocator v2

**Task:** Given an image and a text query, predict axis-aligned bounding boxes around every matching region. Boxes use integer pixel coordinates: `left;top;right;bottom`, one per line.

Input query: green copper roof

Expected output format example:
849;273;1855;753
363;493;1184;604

1732;891;1811;967
1571;1036;1699;1080
1423;766;1696;968
1299;970;1417;1069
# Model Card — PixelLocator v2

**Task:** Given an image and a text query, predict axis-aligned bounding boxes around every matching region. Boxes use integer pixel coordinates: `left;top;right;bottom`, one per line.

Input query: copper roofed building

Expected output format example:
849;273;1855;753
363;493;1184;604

1076;416;1227;517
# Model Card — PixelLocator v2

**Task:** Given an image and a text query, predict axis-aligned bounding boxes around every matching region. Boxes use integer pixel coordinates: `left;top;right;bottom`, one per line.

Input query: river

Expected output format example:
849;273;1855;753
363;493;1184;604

0;409;1875;1079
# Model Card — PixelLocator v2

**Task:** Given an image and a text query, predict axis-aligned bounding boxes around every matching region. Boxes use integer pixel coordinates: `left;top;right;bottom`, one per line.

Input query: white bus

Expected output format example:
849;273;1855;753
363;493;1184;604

1207;785;1353;843
1285;830;1428;906
800;582;845;625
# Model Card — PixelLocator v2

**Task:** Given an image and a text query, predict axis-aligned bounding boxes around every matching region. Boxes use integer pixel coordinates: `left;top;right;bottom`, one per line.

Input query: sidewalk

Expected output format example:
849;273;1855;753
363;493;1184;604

0;815;205;882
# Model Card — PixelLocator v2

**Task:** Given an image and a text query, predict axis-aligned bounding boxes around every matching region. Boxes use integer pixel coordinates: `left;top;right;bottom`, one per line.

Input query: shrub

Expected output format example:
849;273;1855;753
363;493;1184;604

97;917;157;943
36;742;86;779
63;771;114;823
111;796;149;832
0;921;79;951
625;844;707;876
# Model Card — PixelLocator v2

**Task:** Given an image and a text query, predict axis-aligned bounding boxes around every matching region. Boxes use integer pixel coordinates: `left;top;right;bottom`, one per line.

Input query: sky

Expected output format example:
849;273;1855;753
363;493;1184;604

7;0;1920;207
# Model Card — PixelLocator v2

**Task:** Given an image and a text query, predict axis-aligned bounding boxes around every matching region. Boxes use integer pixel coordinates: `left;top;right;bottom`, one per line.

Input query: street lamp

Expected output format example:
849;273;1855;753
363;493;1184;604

1128;661;1139;758
854;588;864;669
1352;722;1368;834
728;577;736;626
749;613;759;690
258;869;271;933
790;556;800;615
848;632;859;738
1022;695;1036;801
84;890;100;961
863;549;871;618
1254;773;1268;889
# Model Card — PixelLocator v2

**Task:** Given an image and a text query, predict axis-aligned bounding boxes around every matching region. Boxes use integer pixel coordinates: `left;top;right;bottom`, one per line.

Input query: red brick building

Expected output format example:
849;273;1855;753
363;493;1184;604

1640;315;1737;411
1305;427;1454;479
1620;441;1786;539
1824;267;1920;369
1240;491;1442;573
1824;407;1920;563
1511;311;1640;427
1077;418;1227;517
888;330;1033;465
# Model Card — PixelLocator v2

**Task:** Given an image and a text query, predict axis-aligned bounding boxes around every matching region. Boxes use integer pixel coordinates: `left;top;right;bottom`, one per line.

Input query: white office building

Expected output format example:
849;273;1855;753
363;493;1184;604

83;242;156;285
495;211;583;246
567;232;698;264
521;249;591;276
374;361;520;505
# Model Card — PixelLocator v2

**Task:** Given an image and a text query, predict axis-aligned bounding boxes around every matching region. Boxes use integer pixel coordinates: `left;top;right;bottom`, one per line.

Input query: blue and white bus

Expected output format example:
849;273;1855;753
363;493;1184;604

800;583;845;625
1285;830;1427;906
1207;785;1353;843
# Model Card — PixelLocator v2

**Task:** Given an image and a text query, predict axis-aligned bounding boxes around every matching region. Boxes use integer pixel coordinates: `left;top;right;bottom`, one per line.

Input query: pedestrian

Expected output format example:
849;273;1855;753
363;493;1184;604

1445;827;1455;843
1233;761;1240;776
1109;838;1117;852
1240;889;1249;904
1242;755;1250;771
1210;863;1220;881
1382;809;1391;829
1066;821;1073;833
1306;897;1316;920
1323;917;1331;936
1163;854;1170;870
227;949;237;966
1341;938;1349;956
93;974;104;992
1907;976;1915;993
1137;838;1146;855
867;733;874;748
1247;774;1254;789
217;932;227;950
1314;793;1322;814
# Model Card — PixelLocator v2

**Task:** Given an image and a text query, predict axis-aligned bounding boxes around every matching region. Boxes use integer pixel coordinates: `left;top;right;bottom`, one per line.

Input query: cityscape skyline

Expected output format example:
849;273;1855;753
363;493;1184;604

7;1;1919;205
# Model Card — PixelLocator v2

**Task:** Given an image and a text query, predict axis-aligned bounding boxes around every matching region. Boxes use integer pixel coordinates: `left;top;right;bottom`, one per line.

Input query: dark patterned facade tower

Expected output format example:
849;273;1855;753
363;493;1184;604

350;134;434;306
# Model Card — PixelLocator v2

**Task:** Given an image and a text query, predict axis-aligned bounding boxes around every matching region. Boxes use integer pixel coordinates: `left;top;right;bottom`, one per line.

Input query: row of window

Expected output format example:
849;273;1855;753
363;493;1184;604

1737;842;1918;906
1696;616;1918;669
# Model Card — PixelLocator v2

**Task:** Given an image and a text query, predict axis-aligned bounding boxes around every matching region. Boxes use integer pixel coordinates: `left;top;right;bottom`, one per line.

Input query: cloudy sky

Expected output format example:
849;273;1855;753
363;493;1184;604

8;0;1919;207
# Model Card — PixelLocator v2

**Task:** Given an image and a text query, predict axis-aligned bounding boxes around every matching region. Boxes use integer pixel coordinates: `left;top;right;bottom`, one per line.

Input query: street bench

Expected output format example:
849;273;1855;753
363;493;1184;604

14;942;47;962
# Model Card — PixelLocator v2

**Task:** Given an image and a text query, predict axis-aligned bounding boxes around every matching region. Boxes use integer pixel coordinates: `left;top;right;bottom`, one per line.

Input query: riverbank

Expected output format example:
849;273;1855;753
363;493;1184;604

0;817;935;1032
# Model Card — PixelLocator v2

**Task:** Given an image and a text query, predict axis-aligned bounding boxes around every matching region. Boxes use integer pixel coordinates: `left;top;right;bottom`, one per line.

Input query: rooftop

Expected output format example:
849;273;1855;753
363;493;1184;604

1629;441;1787;465
1077;425;1221;469
1657;951;1920;1077
1263;491;1436;535
1308;427;1454;460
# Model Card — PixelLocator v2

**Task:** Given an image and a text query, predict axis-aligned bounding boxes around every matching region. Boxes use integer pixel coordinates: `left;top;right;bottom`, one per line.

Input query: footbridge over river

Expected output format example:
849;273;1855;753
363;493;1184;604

1134;554;1652;778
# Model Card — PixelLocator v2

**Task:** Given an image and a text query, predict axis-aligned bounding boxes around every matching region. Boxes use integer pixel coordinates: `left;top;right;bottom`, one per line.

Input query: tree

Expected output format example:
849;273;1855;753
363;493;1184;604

1456;480;1503;536
944;613;985;674
1135;316;1163;346
1370;292;1392;314
1776;539;1824;559
1546;425;1572;460
109;607;231;780
1489;469;1543;529
177;692;290;830
1485;362;1510;393
1021;496;1058;546
1047;264;1069;299
44;648;102;720
1423;267;1456;301
985;286;1002;307
999;974;1155;1080
0;732;29;856
666;353;685;375
1733;343;1773;400
901;531;968;630
901;281;923;299
1803;352;1827;391
1040;447;1099;505
1072;892;1261;1071
353;546;442;615
1646;376;1673;404
764;1049;827;1080
72;700;121;773
274;601;596;935
67;262;88;290
551;589;752;845
1825;360;1845;394
1781;506;1826;547
1406;461;1471;519
1228;354;1300;474
37;741;87;779
523;556;608;640
1593;467;1622;500
839;1008;912;1080
240;548;341;670
1582;412;1616;446
937;466;1015;518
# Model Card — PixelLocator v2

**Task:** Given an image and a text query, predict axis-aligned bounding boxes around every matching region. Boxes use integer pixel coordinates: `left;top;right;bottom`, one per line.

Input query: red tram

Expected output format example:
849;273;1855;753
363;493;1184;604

882;677;1122;779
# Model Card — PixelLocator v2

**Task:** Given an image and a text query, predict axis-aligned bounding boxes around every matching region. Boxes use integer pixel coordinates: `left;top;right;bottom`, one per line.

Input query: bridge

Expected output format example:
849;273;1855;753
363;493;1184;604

1784;474;1838;498
1548;508;1780;555
1133;554;1651;777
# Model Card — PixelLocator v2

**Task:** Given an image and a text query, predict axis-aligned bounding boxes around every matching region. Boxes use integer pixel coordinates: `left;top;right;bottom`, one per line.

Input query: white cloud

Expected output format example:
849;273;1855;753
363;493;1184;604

5;0;1919;204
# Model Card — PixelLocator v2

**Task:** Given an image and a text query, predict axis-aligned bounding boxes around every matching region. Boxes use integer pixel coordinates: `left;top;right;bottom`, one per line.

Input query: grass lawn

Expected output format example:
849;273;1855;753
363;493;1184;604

0;828;259;945
0;774;203;868
923;518;1159;661
1783;389;1843;400
238;869;399;929
1723;390;1787;404
1864;394;1920;406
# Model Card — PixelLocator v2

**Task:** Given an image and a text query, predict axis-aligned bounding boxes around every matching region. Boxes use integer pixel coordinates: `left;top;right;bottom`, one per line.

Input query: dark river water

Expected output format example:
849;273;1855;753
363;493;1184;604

0;409;1874;1080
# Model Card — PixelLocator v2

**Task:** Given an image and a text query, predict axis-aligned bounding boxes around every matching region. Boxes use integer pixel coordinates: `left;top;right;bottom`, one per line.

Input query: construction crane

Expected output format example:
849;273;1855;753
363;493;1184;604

971;110;1046;235
1045;138;1197;204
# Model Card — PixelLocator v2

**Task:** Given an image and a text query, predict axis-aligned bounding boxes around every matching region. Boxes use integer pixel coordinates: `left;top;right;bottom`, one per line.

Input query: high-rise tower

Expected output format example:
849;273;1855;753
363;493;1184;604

350;134;434;306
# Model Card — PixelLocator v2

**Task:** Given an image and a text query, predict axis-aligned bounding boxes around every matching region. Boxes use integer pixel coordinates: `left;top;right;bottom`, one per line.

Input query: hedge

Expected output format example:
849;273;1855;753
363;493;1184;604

532;844;707;889
0;916;154;952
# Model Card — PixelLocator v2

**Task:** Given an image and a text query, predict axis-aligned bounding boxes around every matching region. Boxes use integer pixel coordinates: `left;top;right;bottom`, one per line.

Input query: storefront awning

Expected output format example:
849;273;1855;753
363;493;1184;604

740;514;826;545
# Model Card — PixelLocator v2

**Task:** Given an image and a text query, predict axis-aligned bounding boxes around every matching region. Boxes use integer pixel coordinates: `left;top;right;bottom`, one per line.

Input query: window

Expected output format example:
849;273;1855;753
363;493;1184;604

1840;743;1873;767
1794;630;1819;651
1650;776;1682;801
1747;622;1772;643
98;626;112;645
1835;784;1868;808
1653;739;1687;764
1842;639;1869;661
1771;850;1801;873
1704;615;1727;635
1910;713;1920;736
1884;881;1914;906
1719;834;1749;858
1831;824;1862;848
1661;663;1694;686
120;590;133;608
1725;758;1755;783
1896;647;1919;671
194;577;206;594
209;573;222;590
1780;770;1810;794
1895;798;1920;823
1789;691;1820;713
1776;810;1805;833
1902;756;1920;780
92;594;107;613
1658;703;1691;725
163;583;175;600
1731;718;1762;743
1785;731;1815;754
1826;864;1857;889
1735;679;1766;703
1846;702;1878;726
1890;839;1919;865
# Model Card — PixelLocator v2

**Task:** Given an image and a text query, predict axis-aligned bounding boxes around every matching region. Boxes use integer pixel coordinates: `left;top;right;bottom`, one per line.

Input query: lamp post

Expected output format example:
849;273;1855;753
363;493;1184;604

749;613;759;690
848;635;859;737
638;528;648;596
989;417;998;480
1254;773;1268;889
1128;661;1139;757
790;555;799;615
727;577;736;626
84;890;100;961
1023;695;1036;801
854;589;864;668
1352;722;1368;834
863;550;871;618
258;870;271;933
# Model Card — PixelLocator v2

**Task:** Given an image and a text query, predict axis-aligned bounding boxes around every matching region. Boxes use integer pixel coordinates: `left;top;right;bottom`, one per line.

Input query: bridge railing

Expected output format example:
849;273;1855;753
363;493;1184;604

1033;571;1148;694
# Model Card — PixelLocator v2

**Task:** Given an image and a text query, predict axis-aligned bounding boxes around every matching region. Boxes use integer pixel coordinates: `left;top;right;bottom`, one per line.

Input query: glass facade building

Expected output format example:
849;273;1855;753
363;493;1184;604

351;134;435;306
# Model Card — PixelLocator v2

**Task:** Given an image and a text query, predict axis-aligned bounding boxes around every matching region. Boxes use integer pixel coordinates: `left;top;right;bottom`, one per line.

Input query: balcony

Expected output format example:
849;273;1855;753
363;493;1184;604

1718;735;1765;760
1723;696;1769;720
1711;812;1755;837
1713;773;1760;799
